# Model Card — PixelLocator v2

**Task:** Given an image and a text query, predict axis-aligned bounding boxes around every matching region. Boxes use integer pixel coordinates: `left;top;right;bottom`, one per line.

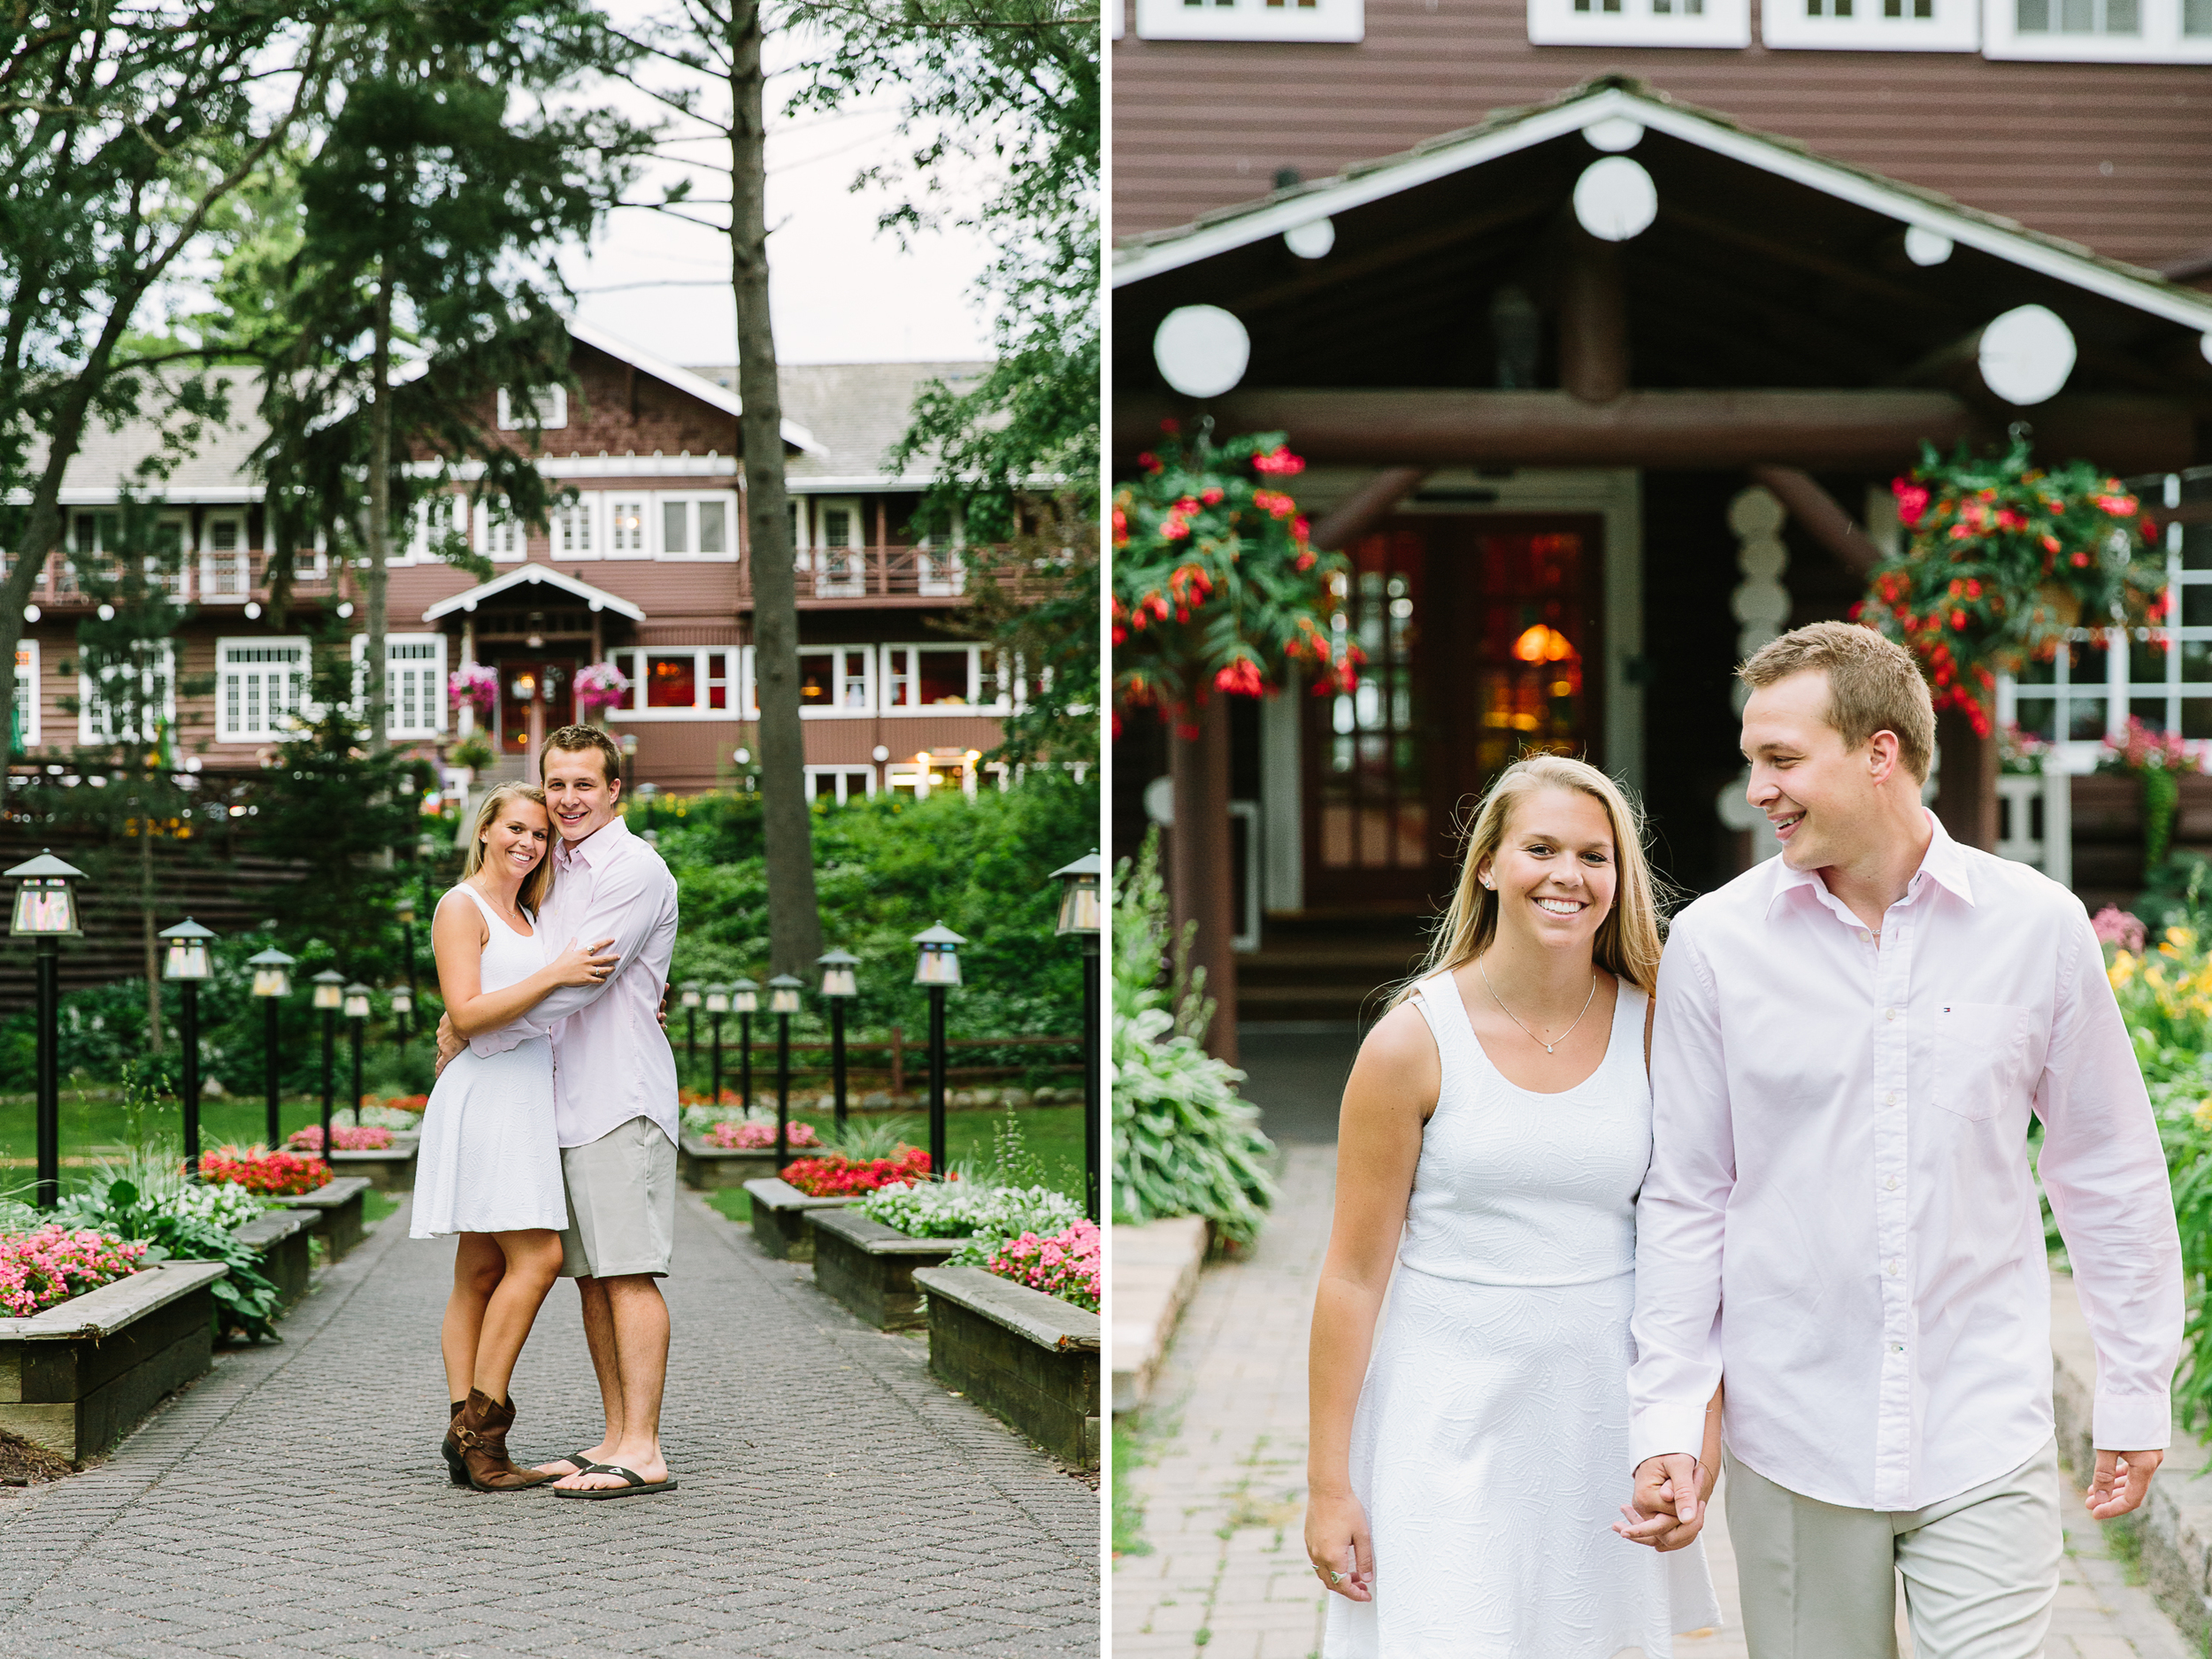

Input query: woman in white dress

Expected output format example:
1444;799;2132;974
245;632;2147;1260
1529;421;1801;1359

1305;754;1722;1656
412;782;616;1492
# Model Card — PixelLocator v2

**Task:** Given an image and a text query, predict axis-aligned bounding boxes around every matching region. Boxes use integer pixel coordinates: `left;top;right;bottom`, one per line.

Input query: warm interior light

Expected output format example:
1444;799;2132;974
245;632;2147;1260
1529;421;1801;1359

312;973;345;1010
1512;624;1578;664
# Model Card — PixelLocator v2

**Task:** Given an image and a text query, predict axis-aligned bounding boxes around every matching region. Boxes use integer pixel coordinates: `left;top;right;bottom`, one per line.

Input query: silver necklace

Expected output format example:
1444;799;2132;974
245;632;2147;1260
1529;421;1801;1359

1477;957;1597;1055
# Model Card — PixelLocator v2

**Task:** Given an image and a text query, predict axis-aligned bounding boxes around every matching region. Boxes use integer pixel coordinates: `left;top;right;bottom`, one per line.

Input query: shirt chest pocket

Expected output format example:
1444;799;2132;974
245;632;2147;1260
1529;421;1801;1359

1931;1002;2031;1122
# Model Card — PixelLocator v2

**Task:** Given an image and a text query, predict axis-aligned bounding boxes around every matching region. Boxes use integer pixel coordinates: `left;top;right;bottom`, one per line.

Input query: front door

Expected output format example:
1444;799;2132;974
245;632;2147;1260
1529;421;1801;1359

495;657;577;763
1302;514;1603;912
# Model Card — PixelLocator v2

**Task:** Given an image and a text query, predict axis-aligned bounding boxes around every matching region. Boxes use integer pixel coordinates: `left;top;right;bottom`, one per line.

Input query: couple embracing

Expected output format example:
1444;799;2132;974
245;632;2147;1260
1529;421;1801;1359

1308;622;2184;1657
409;724;681;1500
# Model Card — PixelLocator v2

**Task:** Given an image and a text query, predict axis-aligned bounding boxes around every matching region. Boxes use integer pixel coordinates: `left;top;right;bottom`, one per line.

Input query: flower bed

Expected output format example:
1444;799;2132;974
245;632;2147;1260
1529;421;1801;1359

986;1220;1100;1313
856;1179;1079;1263
783;1148;931;1197
349;1097;426;1128
287;1124;395;1153
705;1118;819;1151
0;1225;148;1317
197;1146;332;1197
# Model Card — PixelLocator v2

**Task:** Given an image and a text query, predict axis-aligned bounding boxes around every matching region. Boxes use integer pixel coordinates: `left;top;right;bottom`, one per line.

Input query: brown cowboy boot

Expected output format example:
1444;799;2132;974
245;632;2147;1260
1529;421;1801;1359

441;1399;469;1486
453;1388;554;1492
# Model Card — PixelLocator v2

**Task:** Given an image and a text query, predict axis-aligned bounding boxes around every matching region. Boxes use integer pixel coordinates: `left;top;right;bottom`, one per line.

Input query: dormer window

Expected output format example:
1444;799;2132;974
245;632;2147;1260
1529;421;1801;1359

496;385;568;431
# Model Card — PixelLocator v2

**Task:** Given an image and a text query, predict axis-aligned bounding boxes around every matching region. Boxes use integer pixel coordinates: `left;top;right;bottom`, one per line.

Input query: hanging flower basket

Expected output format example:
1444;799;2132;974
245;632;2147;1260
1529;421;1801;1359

1852;438;2164;737
572;661;631;715
1112;426;1358;740
448;664;499;715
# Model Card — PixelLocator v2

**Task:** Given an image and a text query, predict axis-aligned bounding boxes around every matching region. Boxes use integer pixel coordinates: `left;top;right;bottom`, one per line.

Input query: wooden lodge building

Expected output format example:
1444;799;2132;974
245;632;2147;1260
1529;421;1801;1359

16;321;1017;803
1110;22;2212;1035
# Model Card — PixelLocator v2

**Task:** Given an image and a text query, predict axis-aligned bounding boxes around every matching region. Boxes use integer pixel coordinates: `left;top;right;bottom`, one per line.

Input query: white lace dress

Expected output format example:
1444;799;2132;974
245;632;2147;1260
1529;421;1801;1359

1323;972;1720;1659
410;886;570;1238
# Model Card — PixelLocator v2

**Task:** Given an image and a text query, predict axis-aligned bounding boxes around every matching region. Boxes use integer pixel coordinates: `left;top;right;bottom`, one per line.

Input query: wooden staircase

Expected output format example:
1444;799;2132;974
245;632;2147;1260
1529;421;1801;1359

1233;912;1435;1028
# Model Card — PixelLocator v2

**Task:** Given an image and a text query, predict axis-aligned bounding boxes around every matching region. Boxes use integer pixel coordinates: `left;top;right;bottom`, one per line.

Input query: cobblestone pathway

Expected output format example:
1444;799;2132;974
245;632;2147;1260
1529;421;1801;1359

1112;1143;2191;1659
0;1190;1098;1658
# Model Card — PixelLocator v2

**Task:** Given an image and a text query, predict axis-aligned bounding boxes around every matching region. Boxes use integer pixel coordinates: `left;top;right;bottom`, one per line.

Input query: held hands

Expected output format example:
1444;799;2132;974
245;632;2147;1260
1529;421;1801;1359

1303;1492;1376;1601
2086;1448;2163;1520
657;980;671;1031
1617;1455;1708;1552
552;937;619;989
434;1014;463;1079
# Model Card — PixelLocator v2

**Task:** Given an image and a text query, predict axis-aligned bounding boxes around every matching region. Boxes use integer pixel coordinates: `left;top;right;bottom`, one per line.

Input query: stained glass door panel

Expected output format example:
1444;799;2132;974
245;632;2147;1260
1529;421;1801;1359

1467;525;1594;780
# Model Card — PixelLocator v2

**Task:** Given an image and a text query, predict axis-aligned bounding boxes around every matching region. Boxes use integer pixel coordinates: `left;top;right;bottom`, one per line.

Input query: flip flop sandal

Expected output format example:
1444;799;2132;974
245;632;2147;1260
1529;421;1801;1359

551;1463;678;1500
534;1448;601;1478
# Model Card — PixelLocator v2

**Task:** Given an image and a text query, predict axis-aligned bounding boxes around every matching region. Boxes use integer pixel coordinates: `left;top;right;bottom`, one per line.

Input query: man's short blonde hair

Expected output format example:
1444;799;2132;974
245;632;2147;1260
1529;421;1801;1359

1739;621;1936;783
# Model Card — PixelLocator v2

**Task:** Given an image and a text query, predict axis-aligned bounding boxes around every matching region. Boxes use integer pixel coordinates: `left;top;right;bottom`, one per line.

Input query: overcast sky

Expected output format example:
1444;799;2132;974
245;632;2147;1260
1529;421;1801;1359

561;5;998;371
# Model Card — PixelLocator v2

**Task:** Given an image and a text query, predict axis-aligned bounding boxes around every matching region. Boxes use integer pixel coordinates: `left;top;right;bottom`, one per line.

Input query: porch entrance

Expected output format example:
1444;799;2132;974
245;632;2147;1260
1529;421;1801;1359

1301;513;1602;912
492;657;579;761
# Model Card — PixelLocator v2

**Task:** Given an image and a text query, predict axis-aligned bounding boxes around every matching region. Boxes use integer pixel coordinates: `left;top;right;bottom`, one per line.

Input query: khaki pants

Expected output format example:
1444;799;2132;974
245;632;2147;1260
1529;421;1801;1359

1724;1440;2062;1659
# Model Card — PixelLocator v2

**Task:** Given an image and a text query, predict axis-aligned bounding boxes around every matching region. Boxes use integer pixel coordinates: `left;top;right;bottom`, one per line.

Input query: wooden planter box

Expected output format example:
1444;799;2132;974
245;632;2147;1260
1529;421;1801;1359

677;1136;804;1192
810;1208;970;1331
914;1265;1100;1469
328;1142;416;1193
0;1261;229;1459
741;1177;854;1263
267;1176;372;1263
232;1208;316;1312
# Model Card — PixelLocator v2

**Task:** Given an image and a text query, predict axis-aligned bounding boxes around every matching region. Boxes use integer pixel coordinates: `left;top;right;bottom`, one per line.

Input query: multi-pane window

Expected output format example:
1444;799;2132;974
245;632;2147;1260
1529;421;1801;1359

79;641;176;746
810;497;866;595
202;516;250;599
806;766;875;804
1763;0;1966;42
610;648;738;717
495;386;567;430
479;498;526;562
608;497;648;557
1526;0;1748;43
552;497;596;559
659;495;733;558
384;635;447;739
13;642;37;750
219;638;310;741
1133;0;1364;39
879;643;1015;712
798;649;873;713
1986;0;2210;53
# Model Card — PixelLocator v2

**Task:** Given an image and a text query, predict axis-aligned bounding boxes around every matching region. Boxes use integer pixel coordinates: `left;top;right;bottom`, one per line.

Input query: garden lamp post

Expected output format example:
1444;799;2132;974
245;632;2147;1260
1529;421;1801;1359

248;946;295;1149
7;851;84;1210
159;918;218;1179
680;980;702;1062
818;949;859;1133
395;893;419;1041
704;982;731;1106
769;975;803;1170
389;983;413;1053
733;978;759;1112
343;982;372;1141
912;923;966;1182
312;970;344;1160
415;831;440;920
1051;852;1103;1221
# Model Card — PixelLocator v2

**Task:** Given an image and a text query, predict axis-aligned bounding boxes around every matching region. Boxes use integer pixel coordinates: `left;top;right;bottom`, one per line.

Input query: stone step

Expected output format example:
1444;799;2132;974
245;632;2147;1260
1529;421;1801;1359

1110;1215;1209;1415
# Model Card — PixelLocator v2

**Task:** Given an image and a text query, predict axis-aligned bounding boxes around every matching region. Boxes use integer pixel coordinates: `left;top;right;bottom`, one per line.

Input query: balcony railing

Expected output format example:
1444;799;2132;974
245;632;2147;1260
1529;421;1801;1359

738;543;1052;606
27;551;342;608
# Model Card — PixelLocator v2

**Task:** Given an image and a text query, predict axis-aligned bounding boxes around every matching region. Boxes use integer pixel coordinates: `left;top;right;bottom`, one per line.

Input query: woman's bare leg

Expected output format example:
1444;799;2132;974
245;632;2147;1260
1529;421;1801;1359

471;1228;564;1402
442;1233;506;1404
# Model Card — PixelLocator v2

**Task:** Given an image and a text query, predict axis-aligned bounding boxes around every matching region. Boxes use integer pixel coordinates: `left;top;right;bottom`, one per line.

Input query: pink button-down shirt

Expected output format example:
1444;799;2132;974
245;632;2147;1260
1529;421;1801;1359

1628;811;2180;1512
470;812;680;1150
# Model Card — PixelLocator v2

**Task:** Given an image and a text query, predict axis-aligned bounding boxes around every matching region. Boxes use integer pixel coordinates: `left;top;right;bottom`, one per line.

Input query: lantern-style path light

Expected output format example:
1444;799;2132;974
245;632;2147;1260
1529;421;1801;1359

415;831;441;921
732;977;759;1111
1051;851;1102;1222
818;949;859;1133
311;970;345;1160
395;893;419;1041
768;974;803;1170
389;982;414;1053
7;850;85;1210
912;922;966;1182
342;982;372;1144
248;944;296;1149
703;982;731;1107
680;980;702;1063
158;918;218;1179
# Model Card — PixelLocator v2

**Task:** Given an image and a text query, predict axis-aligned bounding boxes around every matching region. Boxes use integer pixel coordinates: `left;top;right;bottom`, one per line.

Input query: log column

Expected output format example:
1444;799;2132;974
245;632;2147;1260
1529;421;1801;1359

1170;696;1238;1066
1558;232;1629;405
1934;708;1999;853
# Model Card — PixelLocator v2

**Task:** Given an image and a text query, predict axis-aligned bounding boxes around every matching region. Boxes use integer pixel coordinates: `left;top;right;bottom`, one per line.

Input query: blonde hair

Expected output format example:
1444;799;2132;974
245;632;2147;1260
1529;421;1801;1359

460;783;555;915
1392;755;1665;1009
1738;621;1935;784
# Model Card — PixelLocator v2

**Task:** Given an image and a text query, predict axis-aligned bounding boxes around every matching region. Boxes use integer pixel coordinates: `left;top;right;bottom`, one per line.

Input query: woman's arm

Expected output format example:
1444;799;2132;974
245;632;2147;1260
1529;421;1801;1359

1302;1000;1439;1602
432;892;618;1040
1699;1381;1724;1502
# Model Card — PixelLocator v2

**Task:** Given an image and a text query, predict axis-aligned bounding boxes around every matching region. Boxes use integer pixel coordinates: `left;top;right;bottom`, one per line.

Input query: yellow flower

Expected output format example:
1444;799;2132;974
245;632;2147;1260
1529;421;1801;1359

2193;1098;2212;1133
2170;926;2198;953
2109;952;2138;988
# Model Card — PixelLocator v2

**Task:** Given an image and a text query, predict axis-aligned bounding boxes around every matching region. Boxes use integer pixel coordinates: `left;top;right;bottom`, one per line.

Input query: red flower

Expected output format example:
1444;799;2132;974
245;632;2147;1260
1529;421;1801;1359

1893;480;1931;527
1215;657;1265;697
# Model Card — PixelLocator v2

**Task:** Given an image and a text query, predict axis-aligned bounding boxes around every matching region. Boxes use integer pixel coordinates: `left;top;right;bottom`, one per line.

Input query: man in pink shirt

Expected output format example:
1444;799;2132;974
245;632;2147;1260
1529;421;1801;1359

1624;623;2181;1655
440;725;680;1499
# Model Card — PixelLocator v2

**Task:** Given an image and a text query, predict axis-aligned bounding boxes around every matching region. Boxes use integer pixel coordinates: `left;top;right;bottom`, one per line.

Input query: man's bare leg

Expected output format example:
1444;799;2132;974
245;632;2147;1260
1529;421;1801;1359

553;1275;669;1489
533;1274;625;1476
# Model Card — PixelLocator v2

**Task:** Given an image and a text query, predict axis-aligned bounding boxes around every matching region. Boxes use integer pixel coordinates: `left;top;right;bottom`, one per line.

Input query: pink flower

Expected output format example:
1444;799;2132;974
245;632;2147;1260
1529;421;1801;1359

2093;906;2147;954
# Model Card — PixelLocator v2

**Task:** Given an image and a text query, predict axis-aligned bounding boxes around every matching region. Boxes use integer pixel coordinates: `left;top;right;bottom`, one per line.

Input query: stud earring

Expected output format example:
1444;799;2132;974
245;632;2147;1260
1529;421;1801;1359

1479;876;1494;890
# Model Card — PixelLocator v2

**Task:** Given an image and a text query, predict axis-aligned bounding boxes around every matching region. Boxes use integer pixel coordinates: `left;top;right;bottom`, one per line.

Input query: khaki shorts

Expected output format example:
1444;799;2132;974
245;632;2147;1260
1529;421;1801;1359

558;1116;677;1279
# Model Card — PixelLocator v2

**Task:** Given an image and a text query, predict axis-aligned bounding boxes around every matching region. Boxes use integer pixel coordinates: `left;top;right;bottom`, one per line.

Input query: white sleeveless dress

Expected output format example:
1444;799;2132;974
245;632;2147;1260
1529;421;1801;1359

409;886;570;1238
1323;972;1721;1659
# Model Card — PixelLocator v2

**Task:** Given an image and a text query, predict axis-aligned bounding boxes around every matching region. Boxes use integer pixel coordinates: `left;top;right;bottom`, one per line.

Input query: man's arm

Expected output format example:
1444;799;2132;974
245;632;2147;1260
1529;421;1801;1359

2038;906;2183;1517
468;856;675;1056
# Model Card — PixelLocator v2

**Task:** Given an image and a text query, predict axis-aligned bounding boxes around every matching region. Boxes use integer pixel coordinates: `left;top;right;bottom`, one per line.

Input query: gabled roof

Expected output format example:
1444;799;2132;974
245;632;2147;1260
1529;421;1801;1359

1112;78;2212;337
570;319;826;457
686;359;993;488
421;562;646;623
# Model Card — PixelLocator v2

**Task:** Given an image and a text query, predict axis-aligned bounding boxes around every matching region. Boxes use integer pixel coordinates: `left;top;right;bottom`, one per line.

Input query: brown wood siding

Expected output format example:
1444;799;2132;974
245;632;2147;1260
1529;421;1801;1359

426;341;743;467
386;556;743;630
619;712;1009;792
1111;4;2212;269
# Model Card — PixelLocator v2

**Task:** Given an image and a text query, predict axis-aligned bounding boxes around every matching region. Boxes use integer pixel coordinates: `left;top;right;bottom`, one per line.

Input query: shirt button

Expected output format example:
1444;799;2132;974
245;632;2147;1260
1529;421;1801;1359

1886;1176;1900;1191
1859;929;1872;942
1886;1260;1902;1277
1885;1008;1897;1021
1885;1092;1899;1106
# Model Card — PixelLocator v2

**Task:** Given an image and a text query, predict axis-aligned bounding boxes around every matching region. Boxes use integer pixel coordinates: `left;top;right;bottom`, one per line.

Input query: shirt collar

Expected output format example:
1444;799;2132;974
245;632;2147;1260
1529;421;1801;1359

1763;807;1975;919
557;810;632;869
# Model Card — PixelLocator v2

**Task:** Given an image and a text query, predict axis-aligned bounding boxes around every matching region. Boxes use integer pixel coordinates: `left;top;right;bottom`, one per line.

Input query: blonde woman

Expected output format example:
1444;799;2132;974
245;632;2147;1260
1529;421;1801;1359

412;783;617;1492
1305;755;1721;1656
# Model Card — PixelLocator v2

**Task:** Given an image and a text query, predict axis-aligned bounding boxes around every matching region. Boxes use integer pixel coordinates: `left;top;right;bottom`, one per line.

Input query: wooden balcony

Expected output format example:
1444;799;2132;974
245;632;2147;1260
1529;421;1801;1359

22;551;342;610
740;544;1041;610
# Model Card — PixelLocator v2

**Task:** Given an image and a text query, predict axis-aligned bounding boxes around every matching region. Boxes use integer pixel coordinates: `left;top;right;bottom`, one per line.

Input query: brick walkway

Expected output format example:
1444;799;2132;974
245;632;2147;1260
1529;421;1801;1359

0;1190;1097;1658
1112;1143;2191;1659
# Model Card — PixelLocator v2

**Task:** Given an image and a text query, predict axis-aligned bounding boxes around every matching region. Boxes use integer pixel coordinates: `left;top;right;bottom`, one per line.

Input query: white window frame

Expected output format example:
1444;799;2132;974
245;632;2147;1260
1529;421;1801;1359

14;640;38;750
1982;0;2212;56
496;385;568;430
550;495;599;561
475;497;527;563
351;632;449;740
403;494;466;565
606;495;650;560
1764;0;1978;47
1134;0;1364;41
878;642;1016;717
808;496;868;597
78;641;177;747
804;765;877;804
655;491;740;561
216;636;311;743
609;646;741;720
1527;0;1751;46
198;512;252;602
795;646;876;718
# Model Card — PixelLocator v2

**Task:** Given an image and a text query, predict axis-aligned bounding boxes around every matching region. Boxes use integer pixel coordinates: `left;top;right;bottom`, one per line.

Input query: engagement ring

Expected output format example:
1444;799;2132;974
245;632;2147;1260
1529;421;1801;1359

1327;1570;1346;1585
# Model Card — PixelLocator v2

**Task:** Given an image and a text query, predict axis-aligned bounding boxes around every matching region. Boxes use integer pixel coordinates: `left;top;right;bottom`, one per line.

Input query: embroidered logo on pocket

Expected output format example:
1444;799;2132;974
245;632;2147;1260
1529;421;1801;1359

1931;1002;2030;1123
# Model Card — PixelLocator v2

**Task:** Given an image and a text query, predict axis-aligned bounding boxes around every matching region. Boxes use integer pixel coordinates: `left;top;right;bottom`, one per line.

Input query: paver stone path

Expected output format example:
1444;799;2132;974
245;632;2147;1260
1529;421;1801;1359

0;1189;1098;1658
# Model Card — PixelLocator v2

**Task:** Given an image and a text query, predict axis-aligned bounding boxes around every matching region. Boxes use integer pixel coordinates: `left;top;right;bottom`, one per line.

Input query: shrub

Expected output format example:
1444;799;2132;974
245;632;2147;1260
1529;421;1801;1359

0;1225;147;1317
987;1219;1100;1312
288;1124;395;1153
59;1178;280;1340
782;1148;931;1197
199;1146;332;1196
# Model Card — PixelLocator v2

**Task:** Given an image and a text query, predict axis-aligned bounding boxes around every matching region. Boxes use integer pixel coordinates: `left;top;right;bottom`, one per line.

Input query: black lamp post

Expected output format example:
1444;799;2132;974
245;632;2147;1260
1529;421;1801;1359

680;980;702;1064
395;893;419;1041
389;983;413;1053
704;982;730;1106
1051;851;1102;1222
415;831;440;921
311;970;344;1157
818;949;858;1133
158;918;217;1180
911;922;966;1182
343;982;372;1136
768;975;803;1170
733;978;759;1110
248;945;295;1149
7;851;84;1210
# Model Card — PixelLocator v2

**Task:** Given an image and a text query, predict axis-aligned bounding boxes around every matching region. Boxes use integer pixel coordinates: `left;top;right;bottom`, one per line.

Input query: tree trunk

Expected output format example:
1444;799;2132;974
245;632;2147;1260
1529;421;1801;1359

1170;697;1238;1066
365;271;392;752
1934;707;1999;852
729;0;822;975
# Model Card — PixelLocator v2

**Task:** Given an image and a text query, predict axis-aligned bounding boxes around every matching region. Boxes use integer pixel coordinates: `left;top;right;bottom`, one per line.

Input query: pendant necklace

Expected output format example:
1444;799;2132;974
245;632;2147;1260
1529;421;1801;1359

1477;957;1597;1055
